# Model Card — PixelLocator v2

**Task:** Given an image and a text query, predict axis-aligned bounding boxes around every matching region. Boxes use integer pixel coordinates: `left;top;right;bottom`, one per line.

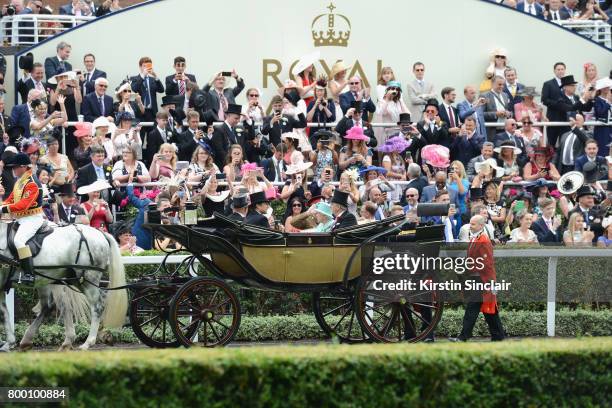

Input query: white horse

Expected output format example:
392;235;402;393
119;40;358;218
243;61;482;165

0;221;127;351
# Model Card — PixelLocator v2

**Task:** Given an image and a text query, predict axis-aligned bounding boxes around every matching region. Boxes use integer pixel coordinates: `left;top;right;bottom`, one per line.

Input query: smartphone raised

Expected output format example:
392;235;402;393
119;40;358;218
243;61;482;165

221;71;232;77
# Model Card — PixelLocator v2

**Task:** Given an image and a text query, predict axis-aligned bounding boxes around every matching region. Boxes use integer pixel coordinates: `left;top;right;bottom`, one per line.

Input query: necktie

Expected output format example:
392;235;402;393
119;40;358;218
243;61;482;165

353;92;359;100
218;93;226;120
144;77;152;108
229;126;237;144
59;61;66;73
168;117;174;131
448;106;455;127
85;73;90;82
553;11;559;21
96;166;104;180
511;85;516;97
98;96;105;116
530;4;535;15
35;81;43;92
275;160;281;182
179;80;185;95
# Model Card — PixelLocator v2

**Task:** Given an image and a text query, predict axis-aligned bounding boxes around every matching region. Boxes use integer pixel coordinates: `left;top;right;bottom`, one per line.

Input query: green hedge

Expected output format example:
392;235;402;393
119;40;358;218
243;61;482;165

0;338;610;407
4;310;611;347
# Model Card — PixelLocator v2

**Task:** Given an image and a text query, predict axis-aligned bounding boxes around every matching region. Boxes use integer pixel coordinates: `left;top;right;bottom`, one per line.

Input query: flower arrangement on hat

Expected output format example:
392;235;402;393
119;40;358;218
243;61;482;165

421;144;450;169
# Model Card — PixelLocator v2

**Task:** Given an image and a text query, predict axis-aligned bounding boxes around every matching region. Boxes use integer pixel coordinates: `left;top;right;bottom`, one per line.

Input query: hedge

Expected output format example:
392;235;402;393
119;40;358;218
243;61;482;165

3;309;611;347
0;338;610;407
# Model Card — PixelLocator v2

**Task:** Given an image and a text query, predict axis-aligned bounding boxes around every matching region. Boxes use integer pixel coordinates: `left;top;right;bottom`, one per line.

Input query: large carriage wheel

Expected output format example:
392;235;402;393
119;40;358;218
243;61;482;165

130;285;198;348
312;291;369;343
168;277;241;347
353;276;443;343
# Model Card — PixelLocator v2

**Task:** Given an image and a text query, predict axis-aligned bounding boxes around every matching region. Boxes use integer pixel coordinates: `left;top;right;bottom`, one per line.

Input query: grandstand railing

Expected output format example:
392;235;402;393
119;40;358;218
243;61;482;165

0;14;95;46
558;19;612;49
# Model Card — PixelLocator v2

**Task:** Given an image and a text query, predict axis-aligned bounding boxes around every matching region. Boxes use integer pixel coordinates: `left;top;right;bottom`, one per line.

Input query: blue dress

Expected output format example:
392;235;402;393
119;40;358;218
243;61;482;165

126;184;152;250
593;97;611;154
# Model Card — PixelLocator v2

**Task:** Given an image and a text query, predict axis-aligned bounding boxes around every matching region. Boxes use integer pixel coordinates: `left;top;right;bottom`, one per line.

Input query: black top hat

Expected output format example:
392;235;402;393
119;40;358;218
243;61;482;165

331;189;349;208
284;90;301;107
161;95;180;106
232;194;249;209
112;220;133;240
469;187;484;201
397;113;412;125
4;152;31;168
576;185;596;199
423;99;439;113
19;53;34;71
249;191;269;206
582;161;599;183
350;100;363;112
56;183;75;196
225;103;242;116
313;129;334;143
5;125;26;142
559;75;578;88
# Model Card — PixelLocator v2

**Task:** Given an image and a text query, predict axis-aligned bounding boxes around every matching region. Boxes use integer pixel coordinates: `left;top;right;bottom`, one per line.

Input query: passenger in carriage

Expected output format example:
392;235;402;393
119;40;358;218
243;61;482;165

228;194;249;222
330;189;357;231
245;191;273;228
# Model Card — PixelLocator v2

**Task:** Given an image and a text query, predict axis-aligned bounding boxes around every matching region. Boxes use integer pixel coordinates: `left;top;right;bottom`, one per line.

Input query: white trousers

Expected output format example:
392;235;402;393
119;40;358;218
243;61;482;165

14;213;45;251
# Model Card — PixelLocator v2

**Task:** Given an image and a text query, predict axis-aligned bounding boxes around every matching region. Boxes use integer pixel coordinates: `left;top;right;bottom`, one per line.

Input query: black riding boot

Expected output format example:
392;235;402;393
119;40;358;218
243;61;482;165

17;247;35;282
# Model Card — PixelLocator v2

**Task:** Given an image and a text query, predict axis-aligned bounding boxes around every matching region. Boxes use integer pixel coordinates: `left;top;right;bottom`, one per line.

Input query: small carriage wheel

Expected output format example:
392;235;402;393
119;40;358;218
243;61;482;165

129;285;198;348
168;277;241;348
312;291;370;344
353;276;444;343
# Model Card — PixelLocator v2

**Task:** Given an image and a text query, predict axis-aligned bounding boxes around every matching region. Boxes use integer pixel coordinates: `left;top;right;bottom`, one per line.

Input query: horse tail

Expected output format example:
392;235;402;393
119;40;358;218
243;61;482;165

100;232;128;328
51;286;90;325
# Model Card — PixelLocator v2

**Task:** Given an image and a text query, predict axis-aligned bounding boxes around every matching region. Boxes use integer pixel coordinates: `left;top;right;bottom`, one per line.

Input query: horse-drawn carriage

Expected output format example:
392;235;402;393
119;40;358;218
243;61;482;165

132;205;448;348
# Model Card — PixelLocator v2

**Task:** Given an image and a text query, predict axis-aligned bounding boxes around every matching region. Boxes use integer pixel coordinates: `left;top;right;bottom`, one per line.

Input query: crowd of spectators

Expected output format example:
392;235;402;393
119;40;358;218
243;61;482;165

0;38;610;252
490;0;611;23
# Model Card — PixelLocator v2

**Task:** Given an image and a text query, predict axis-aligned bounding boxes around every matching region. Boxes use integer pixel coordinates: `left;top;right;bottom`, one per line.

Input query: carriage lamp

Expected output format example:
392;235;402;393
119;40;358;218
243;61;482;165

183;201;198;225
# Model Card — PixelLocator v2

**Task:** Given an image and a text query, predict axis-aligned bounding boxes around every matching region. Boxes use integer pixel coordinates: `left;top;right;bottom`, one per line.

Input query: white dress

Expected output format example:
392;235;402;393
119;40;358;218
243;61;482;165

373;99;409;146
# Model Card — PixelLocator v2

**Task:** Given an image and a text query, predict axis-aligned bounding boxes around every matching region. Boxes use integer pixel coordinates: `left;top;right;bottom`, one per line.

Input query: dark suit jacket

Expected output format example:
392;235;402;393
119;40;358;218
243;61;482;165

203;79;245;116
211;123;245;169
553;127;591;169
574;155;608;178
245;210;269;228
58;204;85;225
80;69;106;95
541;78;565;121
438;103;460;128
450;132;484;166
145;127;173;164
457;100;486;137
16;78;35;104
177;129;201;162
417;121;450;148
261;157;286;182
503;82;525;113
404;176;429;196
420;185;459;208
550;94;594;120
9;103;31;138
76;161;114;202
81;92;115;122
165;73;197;96
130;74;165;115
483;90;511;140
517;1;545;18
44;56;72;83
332;210;358;231
335;116;377;147
545;8;570;21
338;92;376;117
531;218;561;243
261;113;307;148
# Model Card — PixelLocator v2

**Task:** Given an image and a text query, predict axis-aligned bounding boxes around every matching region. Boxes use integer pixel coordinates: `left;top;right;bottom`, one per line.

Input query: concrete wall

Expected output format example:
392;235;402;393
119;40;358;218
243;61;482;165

8;0;612;111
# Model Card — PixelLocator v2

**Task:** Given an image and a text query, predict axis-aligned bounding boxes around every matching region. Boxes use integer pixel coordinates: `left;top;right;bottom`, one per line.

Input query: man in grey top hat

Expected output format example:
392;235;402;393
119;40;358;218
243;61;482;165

228;194;249;222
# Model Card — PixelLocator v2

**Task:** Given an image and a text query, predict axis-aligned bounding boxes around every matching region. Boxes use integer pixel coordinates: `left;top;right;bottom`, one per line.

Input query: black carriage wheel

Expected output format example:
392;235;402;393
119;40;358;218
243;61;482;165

353;277;443;343
312;291;369;343
168;277;241;348
129;286;198;348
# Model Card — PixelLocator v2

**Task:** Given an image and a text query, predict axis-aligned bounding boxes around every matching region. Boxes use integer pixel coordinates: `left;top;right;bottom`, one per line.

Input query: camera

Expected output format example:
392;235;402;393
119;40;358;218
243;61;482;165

274;110;281;116
5;4;16;15
253;101;258;107
321;100;327;107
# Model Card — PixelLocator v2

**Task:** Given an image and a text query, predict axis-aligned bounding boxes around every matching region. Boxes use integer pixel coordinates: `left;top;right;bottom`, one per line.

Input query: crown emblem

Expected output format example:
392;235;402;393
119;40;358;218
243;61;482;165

311;2;351;47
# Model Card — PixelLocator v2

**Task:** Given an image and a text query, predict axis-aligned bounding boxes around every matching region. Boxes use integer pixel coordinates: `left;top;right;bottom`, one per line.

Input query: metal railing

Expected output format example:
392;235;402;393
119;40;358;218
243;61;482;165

5;248;610;340
0;14;95;46
558;19;612;49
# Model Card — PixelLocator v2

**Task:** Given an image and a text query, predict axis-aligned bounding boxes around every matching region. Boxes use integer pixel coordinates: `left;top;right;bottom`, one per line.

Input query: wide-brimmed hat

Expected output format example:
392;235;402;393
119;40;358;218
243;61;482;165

575;185;596;199
516;86;540;97
358;165;387;176
386;80;401;90
344;126;369;141
313;201;333;219
56;183;75;196
557;171;584;195
114;82;132;95
474;158;504;178
92;116;110;128
4;152;31;167
48;71;78;85
285;150;313;175
377;136;411;154
225;103;242;116
116;111;137;123
231;194;249;209
249;191;269;206
595;77;612;91
291;50;320;76
421;144;450;168
330;61;351;78
532;146;554;158
74;122;93;138
206;190;231;203
19;52;34;71
526;178;556;192
331;189;349;207
493;140;522;155
76;179;111;195
397;113;412;125
559;75;578;88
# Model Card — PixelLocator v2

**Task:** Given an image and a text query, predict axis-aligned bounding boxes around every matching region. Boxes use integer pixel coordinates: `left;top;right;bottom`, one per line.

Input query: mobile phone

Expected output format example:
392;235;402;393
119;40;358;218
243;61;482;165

216;173;227;180
449;203;456;210
176;161;189;171
75;70;82;76
221;71;232;77
132;170;138;177
274;110;281;116
178;191;185;199
143;62;153;71
514;201;525;213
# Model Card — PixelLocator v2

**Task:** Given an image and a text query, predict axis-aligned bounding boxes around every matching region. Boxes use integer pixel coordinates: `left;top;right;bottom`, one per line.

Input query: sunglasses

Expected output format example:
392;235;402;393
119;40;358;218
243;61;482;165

292;203;302;207
510;123;517;127
249;94;259;97
349;82;360;85
495;55;506;59
123;89;131;93
425;109;437;114
406;194;416;198
98;84;108;88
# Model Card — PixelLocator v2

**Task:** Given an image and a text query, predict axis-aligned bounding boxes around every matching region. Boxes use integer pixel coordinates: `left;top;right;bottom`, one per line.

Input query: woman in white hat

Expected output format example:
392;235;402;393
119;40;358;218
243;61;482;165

328;61;351;120
280;150;312;201
78;180;113;232
593;77;611;154
114;82;144;120
92;116;116;164
292;51;319;107
493;141;523;182
480;48;509;93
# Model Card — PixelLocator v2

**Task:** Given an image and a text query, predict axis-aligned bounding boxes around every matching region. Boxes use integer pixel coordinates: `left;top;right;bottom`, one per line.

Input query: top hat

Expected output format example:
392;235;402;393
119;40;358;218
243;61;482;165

331;189;349;208
249;191;269;206
18;53;34;71
350;100;363;112
559;75;578;88
56;183;76;196
231;194;249;209
397;113;412;125
225;103;242;116
284;89;301;107
4;152;31;168
469;187;484;201
423;99;440;113
161;94;181;106
575;185;596;199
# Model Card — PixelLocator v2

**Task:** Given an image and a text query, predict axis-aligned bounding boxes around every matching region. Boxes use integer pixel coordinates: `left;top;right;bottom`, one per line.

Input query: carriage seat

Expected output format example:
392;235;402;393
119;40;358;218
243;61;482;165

7;221;54;259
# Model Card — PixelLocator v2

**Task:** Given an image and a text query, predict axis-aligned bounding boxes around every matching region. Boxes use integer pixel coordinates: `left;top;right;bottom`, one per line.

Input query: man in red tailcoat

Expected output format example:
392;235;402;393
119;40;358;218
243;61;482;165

450;214;505;342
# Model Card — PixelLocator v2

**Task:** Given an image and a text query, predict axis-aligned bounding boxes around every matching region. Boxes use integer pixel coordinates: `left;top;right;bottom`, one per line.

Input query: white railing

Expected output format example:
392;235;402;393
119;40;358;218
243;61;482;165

558;19;612;48
0;14;95;46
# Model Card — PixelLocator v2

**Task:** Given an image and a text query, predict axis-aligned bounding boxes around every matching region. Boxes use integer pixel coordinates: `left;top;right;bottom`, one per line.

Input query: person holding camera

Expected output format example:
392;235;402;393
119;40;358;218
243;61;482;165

203;69;245;121
79;181;113;232
308;131;337;181
242;88;265;127
373;81;409;154
111;145;150;188
306;78;336;146
148;143;176;181
165;56;196;97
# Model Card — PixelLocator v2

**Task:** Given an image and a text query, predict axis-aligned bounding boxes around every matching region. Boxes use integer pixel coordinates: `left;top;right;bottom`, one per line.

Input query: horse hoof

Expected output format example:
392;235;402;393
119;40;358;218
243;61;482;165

18;343;33;352
98;331;114;345
78;344;90;351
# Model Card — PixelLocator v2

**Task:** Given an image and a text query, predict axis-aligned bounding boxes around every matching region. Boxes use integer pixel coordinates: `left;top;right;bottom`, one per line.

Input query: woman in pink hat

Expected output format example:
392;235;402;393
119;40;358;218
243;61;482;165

73;122;94;169
339;126;372;172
